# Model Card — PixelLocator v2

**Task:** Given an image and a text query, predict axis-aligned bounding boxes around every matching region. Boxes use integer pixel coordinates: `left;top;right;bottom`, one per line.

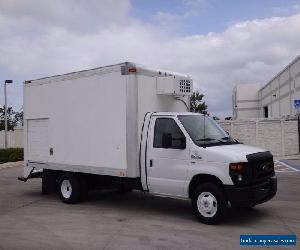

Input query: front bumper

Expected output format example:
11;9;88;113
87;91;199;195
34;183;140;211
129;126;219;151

225;176;277;207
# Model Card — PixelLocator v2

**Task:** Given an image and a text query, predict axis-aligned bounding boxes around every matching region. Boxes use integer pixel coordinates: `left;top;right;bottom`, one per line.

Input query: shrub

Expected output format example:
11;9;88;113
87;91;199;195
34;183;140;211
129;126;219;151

0;148;24;163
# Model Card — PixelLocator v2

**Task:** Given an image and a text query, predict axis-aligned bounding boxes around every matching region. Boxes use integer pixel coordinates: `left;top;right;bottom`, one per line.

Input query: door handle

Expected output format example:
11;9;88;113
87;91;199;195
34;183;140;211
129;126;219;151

150;159;153;167
191;154;202;160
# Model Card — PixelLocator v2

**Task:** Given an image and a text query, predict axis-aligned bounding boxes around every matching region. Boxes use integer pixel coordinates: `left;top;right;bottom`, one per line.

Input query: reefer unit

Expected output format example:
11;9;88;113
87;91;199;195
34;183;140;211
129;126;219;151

23;62;192;179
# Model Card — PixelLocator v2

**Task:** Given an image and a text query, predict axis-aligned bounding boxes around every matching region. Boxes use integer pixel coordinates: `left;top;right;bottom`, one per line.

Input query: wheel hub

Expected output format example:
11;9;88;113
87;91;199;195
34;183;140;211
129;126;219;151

197;192;218;218
61;179;72;199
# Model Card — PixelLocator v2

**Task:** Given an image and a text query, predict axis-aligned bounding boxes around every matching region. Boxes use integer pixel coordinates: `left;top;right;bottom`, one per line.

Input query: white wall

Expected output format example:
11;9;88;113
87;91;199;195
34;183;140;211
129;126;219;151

233;83;261;119
218;119;299;157
258;56;300;119
0;127;23;148
234;56;300;120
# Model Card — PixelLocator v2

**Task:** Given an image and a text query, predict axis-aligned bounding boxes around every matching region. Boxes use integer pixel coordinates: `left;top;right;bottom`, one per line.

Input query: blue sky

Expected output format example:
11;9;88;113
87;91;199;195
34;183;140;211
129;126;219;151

131;0;300;35
0;0;300;117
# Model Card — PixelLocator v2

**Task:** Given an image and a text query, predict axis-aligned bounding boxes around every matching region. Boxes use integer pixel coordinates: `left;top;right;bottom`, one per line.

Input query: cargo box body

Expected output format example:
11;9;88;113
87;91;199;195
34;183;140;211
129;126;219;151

24;63;191;178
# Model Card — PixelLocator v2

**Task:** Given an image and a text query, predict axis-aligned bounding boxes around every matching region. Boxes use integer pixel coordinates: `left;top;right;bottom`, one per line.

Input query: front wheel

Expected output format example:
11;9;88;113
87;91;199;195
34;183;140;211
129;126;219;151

191;183;227;224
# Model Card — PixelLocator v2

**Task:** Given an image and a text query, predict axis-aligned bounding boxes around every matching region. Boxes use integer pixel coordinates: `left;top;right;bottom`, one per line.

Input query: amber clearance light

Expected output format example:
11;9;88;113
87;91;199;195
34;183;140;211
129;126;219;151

128;67;136;73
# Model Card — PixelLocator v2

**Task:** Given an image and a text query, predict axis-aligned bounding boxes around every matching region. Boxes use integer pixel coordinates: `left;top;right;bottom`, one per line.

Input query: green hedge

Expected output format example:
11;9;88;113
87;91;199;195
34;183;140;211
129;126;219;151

0;148;24;163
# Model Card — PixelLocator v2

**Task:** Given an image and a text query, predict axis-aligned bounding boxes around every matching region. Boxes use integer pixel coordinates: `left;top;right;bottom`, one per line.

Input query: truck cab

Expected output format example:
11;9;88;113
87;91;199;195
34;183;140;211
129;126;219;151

140;112;277;224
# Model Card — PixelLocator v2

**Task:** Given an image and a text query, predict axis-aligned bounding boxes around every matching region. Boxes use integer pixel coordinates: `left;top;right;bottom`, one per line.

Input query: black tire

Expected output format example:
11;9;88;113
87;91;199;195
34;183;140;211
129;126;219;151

118;187;133;194
42;169;57;195
59;173;81;204
79;176;89;201
233;205;255;211
191;183;227;224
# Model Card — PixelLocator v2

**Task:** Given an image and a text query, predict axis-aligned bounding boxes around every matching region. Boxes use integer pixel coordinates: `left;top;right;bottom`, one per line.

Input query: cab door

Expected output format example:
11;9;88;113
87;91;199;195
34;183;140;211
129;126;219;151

146;116;189;197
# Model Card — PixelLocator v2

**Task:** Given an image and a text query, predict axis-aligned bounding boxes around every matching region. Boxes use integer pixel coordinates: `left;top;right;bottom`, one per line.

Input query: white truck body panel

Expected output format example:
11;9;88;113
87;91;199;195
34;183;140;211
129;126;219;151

24;63;191;178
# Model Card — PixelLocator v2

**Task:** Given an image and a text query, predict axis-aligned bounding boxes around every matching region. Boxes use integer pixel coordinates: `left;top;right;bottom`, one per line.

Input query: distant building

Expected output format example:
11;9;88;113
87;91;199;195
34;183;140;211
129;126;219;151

233;56;300;119
232;83;261;119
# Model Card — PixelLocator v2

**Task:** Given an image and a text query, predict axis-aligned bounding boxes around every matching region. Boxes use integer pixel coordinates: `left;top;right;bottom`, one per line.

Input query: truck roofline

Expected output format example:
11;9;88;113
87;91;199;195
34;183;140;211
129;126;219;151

151;112;204;117
25;62;191;84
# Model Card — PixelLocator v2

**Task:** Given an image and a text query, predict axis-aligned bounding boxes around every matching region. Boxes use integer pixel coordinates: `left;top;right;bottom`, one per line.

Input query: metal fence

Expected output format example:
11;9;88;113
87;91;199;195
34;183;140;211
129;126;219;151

0;127;23;148
218;119;299;157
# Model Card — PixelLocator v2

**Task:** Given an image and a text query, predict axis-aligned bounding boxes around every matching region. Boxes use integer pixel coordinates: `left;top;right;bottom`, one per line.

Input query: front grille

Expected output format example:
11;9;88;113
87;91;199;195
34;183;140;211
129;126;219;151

246;151;275;185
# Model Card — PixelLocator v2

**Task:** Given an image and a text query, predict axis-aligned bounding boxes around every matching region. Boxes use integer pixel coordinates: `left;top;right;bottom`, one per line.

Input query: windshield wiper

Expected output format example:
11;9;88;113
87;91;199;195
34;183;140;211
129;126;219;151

195;138;218;141
195;137;232;143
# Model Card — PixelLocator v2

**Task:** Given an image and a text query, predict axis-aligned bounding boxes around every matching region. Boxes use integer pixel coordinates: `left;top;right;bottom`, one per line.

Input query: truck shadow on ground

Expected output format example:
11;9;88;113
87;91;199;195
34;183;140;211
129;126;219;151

86;189;269;226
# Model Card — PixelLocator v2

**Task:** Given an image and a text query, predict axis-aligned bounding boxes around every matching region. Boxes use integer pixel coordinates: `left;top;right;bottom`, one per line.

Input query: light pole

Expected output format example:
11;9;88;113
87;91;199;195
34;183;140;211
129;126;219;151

4;80;13;148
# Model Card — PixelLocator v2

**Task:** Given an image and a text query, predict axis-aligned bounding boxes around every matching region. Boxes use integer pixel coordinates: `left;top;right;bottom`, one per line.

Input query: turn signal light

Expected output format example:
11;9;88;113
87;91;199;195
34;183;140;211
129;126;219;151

229;163;246;172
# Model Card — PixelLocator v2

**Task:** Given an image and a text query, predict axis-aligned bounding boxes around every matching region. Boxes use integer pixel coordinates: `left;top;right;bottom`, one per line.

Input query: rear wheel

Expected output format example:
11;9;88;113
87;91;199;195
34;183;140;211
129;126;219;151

59;173;81;203
191;183;227;224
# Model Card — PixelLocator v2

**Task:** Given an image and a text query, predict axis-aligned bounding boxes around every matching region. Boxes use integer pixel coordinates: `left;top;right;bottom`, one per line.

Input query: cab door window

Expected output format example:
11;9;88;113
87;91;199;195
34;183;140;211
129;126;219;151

153;118;185;149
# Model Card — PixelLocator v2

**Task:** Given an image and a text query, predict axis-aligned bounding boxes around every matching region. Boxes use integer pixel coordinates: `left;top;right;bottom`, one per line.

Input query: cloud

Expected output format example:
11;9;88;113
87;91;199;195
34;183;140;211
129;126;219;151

0;1;300;118
0;0;132;33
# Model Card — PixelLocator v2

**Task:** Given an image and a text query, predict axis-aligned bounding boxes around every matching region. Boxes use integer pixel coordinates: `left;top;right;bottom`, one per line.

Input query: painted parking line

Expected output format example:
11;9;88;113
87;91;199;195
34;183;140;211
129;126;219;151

279;159;300;171
274;160;300;172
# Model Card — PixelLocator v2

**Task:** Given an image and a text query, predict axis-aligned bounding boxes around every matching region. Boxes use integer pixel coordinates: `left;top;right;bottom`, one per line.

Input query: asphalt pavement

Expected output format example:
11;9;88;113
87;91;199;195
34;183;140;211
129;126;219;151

0;163;299;250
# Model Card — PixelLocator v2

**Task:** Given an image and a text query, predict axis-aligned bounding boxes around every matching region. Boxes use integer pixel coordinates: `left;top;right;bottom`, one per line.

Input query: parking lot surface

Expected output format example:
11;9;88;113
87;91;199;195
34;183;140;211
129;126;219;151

0;163;299;250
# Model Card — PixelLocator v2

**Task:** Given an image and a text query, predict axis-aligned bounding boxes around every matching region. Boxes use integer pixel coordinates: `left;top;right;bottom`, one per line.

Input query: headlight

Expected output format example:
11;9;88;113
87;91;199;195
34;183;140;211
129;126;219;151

237;174;242;182
229;162;249;185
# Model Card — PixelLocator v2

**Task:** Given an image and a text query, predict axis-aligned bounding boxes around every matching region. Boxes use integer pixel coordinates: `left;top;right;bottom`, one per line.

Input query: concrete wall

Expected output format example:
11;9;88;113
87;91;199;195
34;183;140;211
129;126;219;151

0;127;23;148
218;119;299;157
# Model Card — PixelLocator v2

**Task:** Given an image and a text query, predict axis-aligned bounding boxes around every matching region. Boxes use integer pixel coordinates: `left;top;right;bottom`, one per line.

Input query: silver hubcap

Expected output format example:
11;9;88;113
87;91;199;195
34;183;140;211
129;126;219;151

61;180;72;199
197;192;218;218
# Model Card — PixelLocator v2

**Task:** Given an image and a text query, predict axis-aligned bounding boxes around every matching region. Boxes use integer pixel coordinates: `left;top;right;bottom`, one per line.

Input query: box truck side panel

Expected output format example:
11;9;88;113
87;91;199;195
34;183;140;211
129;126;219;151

25;69;128;177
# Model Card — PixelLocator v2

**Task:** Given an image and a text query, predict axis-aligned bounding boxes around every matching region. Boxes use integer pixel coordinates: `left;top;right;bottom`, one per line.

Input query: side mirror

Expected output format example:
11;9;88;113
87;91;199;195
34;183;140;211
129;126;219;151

177;136;186;149
162;133;172;148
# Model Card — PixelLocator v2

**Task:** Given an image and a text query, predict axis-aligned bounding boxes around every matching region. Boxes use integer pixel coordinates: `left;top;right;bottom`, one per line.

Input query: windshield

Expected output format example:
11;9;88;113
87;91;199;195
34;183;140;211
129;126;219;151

178;115;238;147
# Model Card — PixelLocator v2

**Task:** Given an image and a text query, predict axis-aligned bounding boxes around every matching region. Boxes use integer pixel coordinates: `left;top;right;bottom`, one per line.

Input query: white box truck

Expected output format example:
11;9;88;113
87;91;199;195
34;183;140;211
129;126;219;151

19;62;277;224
